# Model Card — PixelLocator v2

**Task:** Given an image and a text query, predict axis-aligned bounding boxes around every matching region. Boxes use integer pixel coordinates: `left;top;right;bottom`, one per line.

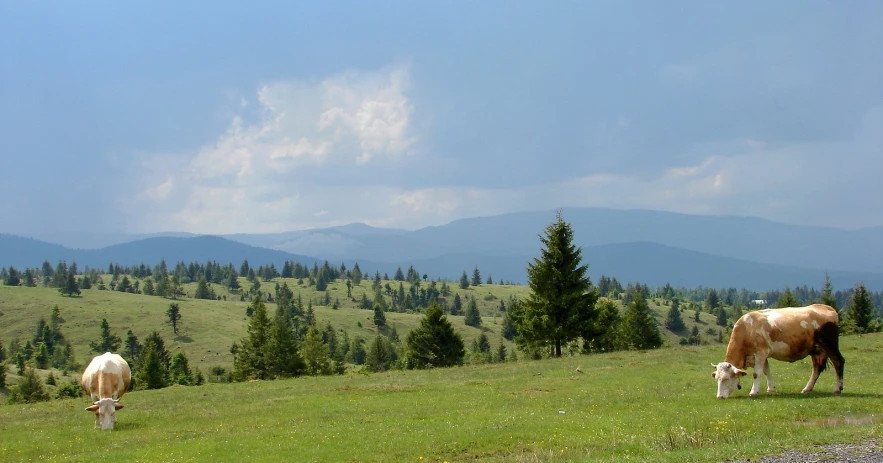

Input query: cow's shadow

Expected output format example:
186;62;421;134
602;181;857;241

730;391;883;400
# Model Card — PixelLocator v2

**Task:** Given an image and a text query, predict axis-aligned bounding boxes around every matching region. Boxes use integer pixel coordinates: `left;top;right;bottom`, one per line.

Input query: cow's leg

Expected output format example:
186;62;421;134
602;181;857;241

802;355;822;394
763;358;776;393
749;353;766;396
818;322;845;394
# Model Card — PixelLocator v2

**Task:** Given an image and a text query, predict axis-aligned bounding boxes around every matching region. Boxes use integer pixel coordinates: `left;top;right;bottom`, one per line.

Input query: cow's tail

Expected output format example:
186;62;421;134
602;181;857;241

815;322;843;375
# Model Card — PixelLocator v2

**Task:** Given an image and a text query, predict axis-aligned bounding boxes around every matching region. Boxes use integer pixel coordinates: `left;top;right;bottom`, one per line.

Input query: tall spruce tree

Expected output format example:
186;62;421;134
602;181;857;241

138;334;169;389
89;319;121;353
511;211;598;357
777;287;798;308
459;271;469;290
664;302;686;333
406;303;465;368
849;282;875;333
463;297;482;327
620;290;663;350
471;266;482;286
821;273;838;313
233;297;274;380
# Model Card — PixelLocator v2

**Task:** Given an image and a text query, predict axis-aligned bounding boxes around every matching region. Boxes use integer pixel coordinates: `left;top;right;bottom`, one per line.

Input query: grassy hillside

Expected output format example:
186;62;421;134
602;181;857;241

0;280;726;375
1;333;880;462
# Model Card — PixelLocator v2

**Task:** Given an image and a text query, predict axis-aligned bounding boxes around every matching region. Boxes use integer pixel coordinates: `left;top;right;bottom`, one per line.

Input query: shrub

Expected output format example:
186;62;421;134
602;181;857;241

7;368;51;404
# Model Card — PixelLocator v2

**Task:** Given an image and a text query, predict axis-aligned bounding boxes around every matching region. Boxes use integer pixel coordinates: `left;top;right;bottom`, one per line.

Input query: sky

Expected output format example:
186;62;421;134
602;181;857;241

1;1;881;237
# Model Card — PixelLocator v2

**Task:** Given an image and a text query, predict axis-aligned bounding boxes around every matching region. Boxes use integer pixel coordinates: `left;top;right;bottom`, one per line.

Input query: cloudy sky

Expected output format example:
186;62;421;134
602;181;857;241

1;1;881;237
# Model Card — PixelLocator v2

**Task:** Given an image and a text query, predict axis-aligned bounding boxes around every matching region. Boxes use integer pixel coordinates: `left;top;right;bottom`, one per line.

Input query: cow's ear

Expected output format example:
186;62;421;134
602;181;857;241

734;368;748;376
114;403;124;410
85;404;99;412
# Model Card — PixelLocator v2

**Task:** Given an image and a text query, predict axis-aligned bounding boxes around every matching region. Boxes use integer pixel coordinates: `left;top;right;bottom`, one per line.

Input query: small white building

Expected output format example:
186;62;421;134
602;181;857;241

751;299;768;306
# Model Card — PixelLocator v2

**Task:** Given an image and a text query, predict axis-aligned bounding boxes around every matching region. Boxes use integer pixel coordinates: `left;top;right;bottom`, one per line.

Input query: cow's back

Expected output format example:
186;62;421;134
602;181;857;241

728;304;838;365
82;353;131;400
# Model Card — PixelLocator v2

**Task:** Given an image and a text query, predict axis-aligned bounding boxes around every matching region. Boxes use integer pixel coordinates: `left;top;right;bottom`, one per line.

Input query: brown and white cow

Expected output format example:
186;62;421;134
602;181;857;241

81;352;131;430
712;304;844;399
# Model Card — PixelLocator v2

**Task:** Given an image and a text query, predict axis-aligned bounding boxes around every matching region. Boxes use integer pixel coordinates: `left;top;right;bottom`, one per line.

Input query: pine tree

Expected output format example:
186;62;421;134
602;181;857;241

620;290;663;350
89;318;122;353
59;271;80;297
665;303;686;332
138;334;169;389
586;299;621;353
365;335;391;372
6;368;50;404
471;266;482;286
406;303;465;368
496;340;507;362
510;211;598;357
777;287;798;308
166;303;182;335
269;314;304;378
849;282;875;333
351;263;362;286
716;306;728;327
501;313;518;340
169;352;193;385
300;326;332;375
450;293;462;316
459;271;469;290
233;297;274;380
705;289;720;312
821;273;838;313
464;297;482;327
373;303;386;327
124;330;142;362
194;277;212;300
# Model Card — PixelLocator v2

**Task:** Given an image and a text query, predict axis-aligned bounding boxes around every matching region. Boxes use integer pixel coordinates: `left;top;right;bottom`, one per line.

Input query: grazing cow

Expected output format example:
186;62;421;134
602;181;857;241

81;352;131;430
712;304;844;399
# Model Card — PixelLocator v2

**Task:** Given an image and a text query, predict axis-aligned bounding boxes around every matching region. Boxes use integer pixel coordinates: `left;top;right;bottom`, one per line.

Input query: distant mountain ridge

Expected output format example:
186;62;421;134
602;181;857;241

2;208;882;291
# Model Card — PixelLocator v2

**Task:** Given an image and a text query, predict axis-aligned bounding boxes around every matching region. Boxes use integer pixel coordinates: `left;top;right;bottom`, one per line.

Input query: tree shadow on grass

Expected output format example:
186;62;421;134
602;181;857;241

174;335;193;343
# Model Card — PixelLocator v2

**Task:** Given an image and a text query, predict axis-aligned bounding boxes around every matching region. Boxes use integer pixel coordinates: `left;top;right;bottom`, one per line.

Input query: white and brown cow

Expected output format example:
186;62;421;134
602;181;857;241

81;352;131;430
712;304;844;399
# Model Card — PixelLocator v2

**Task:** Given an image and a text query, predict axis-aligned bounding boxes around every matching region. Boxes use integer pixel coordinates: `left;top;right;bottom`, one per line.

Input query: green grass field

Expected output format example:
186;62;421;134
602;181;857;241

1;332;880;462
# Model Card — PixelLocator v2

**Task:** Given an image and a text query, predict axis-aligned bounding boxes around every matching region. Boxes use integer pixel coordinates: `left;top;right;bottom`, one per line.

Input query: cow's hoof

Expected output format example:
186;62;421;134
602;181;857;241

767;388;776;393
801;389;811;394
749;392;758;397
834;389;843;394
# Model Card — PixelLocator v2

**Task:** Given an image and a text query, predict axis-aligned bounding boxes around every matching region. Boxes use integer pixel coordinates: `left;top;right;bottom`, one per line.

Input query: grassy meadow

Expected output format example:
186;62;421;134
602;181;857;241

0;333;880;462
4;280;876;462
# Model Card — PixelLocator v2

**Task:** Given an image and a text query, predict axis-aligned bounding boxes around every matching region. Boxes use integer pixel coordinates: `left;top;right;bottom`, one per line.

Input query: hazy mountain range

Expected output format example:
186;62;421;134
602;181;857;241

3;208;882;291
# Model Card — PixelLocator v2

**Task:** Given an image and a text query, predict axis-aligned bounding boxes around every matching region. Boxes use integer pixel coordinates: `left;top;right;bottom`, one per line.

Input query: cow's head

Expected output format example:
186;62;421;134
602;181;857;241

712;362;747;399
85;398;123;430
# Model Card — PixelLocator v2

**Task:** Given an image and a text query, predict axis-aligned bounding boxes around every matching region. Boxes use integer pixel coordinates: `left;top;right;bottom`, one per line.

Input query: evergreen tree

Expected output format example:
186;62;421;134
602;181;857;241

464;297;482;327
777;287;798;308
59;271;80;297
471;266;482;286
89;318;122;353
23;268;36;287
451;293;463;316
365;335;391;372
299;326;333;375
269;313;304;378
849;282;875;333
459;271;469;290
586;299;621;353
233;297;274;380
394;267;405;281
620;290;663;350
664;302;686;333
169;352;193;385
716;306;728;327
351;263;362;286
373;303;386;327
496;340;507;362
510;211;598;357
124;330;142;362
6;368;50;404
0;360;5;389
406;303;465;368
705;289;720;312
3;266;21;286
821;273;838;313
166;303;182;335
138;334;169;389
501;313;519;340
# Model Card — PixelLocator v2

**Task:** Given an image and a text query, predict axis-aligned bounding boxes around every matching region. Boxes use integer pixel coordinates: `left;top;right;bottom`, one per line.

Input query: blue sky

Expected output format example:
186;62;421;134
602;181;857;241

1;1;881;237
